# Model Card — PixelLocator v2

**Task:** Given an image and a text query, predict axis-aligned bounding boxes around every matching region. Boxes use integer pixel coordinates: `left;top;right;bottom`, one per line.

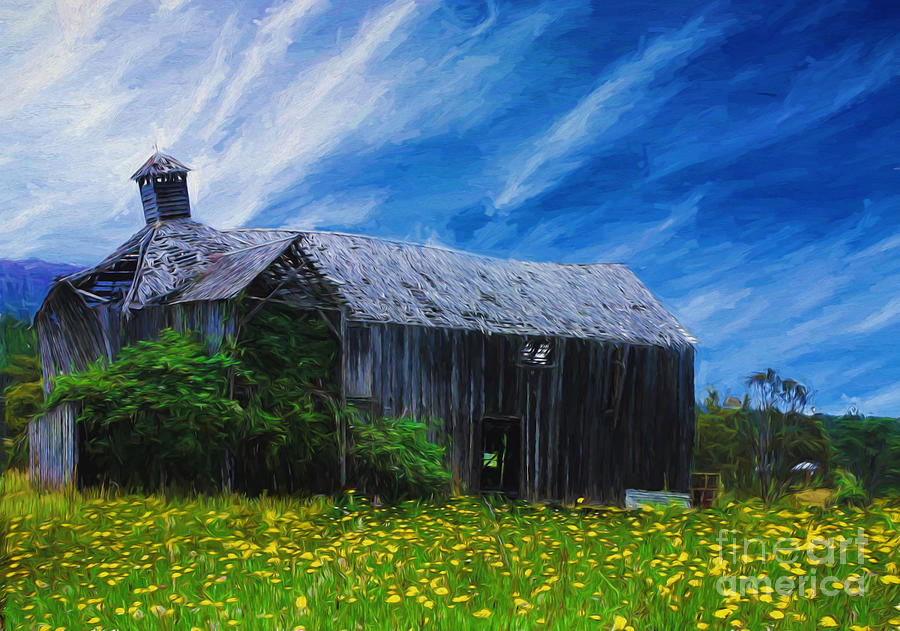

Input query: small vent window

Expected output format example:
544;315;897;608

519;338;554;366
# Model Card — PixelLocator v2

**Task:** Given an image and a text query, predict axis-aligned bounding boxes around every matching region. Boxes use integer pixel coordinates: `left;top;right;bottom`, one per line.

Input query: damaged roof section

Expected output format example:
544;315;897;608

57;221;694;349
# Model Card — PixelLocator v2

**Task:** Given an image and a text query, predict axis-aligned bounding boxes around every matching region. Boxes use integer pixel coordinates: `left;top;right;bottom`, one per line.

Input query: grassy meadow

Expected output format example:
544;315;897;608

2;471;900;630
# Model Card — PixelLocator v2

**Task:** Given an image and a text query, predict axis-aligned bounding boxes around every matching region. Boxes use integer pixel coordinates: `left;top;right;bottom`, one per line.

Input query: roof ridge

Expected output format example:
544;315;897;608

223;227;624;268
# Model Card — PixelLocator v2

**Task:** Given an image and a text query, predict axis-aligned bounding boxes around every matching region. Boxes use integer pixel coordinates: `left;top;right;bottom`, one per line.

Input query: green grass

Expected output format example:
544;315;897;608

2;470;899;630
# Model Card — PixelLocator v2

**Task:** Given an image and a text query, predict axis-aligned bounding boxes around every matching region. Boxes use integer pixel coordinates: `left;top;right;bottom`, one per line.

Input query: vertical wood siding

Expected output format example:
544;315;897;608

345;323;694;503
30;297;237;488
31;298;693;502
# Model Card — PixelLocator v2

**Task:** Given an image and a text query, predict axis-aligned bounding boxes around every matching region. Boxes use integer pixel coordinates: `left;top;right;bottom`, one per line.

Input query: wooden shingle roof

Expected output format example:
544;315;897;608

57;221;694;348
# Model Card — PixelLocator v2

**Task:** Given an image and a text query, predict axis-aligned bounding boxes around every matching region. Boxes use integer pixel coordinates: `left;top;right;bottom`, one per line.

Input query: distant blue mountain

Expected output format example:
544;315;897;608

0;259;82;320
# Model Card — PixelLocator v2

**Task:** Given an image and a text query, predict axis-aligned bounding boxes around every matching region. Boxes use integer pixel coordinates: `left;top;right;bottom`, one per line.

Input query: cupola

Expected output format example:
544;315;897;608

130;151;191;224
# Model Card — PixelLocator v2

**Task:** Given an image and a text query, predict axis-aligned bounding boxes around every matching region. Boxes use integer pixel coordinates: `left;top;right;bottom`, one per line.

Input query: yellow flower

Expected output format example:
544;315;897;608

769;611;784;620
295;595;308;609
880;575;900;584
613;615;627;630
386;594;402;604
473;609;492;618
714;609;732;619
86;618;100;624
434;587;449;596
452;595;471;603
820;616;839;628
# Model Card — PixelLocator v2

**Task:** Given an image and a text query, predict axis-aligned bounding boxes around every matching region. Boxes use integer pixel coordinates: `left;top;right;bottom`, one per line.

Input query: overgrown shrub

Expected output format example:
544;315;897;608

47;329;246;491
828;414;900;502
0;315;39;471
2;355;42;470
831;469;868;509
349;416;450;503
45;307;346;495
232;306;341;493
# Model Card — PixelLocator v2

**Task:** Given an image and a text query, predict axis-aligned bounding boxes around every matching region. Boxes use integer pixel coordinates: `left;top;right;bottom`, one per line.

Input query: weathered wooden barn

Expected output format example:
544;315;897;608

32;152;696;503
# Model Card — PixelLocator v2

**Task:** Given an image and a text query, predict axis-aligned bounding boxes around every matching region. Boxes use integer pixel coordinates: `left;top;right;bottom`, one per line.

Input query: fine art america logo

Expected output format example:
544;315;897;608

714;528;870;597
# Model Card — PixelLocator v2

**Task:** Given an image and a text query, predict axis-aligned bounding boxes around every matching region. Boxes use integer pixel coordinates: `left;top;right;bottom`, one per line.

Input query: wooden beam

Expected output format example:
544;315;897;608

317;309;341;339
339;308;348;487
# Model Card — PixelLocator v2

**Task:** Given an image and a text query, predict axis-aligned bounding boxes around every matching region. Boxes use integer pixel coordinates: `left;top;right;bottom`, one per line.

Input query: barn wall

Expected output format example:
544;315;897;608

30;295;237;488
32;293;694;500
552;341;695;503
32;284;111;488
344;324;486;488
344;322;695;503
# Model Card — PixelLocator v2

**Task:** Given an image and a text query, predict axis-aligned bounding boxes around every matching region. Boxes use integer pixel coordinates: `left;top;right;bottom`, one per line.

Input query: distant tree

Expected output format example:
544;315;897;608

694;389;755;492
0;314;38;361
829;414;900;502
1;354;42;469
0;315;40;471
743;369;829;502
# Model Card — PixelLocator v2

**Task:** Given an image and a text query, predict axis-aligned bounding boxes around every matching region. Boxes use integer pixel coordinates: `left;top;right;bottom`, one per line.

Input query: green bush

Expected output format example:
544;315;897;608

44;308;346;495
0;315;40;471
349;416;450;503
2;355;42;470
695;383;831;500
828;414;900;502
47;329;246;491
232;306;341;493
831;469;867;508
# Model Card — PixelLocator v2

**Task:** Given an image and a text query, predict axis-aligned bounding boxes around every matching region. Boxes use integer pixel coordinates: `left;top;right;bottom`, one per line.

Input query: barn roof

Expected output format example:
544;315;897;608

56;222;695;348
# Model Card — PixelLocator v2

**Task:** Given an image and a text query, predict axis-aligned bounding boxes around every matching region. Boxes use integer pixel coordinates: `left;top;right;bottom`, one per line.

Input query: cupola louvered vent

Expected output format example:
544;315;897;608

130;151;192;224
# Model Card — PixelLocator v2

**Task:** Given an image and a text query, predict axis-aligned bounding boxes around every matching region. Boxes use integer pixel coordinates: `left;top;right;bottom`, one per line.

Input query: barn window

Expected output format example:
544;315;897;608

519;338;554;366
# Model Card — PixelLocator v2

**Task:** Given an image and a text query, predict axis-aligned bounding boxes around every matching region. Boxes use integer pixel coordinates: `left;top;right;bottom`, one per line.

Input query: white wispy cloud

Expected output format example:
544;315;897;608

851;297;900;333
161;13;242;148
491;15;728;211
0;0;566;260
649;37;900;181
0;0;123;118
201;0;325;140
279;190;387;230
195;0;428;227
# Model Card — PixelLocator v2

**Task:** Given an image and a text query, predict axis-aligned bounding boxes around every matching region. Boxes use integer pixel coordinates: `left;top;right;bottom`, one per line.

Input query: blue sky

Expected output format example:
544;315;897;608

1;0;899;415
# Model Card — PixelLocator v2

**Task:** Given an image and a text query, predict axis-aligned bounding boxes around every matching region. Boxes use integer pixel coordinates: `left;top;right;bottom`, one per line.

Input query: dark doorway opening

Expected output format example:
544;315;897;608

480;416;521;496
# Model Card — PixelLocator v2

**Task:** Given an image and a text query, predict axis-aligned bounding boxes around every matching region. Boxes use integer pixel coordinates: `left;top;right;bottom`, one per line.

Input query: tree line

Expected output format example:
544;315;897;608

695;369;900;504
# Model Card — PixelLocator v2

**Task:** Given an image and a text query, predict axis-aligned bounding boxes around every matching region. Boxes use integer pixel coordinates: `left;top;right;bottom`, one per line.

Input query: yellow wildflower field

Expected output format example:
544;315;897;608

1;471;899;630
